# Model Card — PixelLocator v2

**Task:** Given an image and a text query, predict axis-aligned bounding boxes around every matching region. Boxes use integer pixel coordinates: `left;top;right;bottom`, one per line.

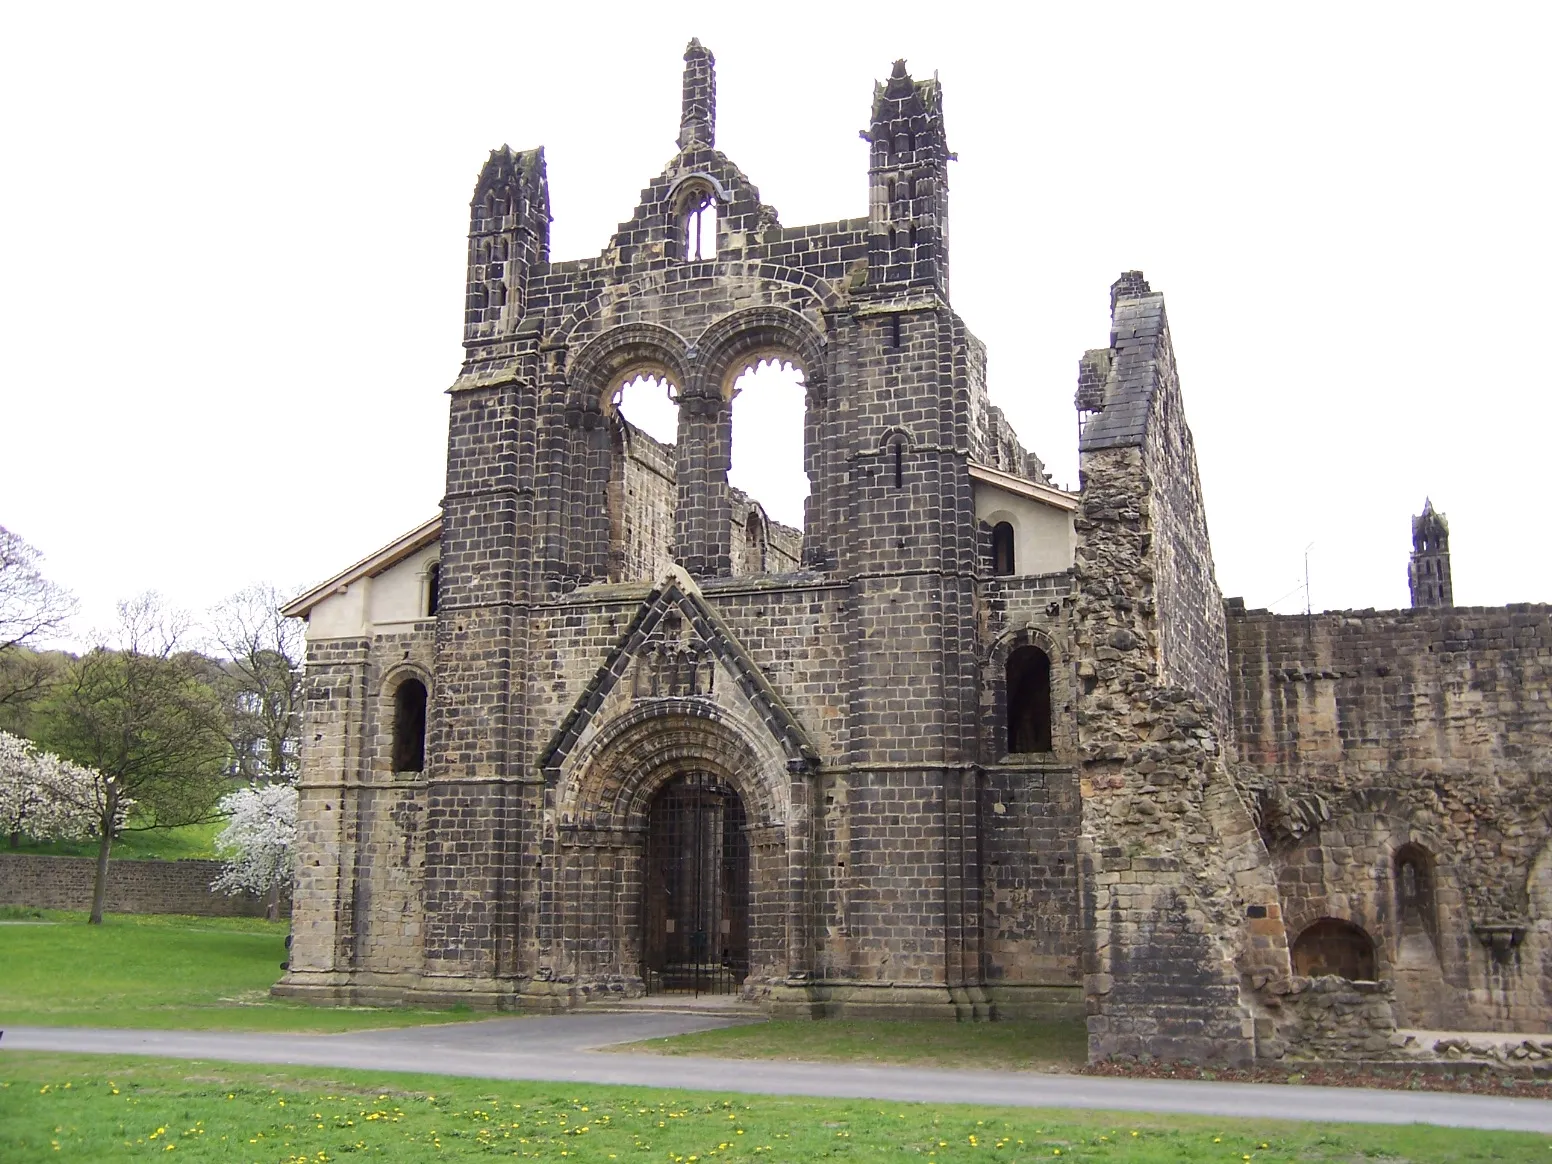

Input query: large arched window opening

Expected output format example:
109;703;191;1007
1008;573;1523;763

391;678;427;774
1006;645;1053;754
1292;918;1377;980
641;772;750;996
613;373;680;447
728;357;807;564
991;522;1016;576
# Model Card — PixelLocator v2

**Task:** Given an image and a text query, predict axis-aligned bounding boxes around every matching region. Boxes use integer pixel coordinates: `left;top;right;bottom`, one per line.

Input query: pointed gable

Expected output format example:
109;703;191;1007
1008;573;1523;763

537;567;819;778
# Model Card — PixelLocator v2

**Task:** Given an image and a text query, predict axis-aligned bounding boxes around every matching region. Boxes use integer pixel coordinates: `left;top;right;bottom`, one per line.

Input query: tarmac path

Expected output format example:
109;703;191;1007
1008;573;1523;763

4;1014;1551;1134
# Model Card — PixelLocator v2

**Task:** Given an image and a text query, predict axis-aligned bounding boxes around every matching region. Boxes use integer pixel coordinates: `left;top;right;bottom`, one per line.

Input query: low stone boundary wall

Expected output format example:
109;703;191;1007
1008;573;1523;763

0;853;290;919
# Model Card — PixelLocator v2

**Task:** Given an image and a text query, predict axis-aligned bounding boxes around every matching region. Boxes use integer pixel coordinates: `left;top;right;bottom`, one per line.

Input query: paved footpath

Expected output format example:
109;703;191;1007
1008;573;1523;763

5;1015;1552;1134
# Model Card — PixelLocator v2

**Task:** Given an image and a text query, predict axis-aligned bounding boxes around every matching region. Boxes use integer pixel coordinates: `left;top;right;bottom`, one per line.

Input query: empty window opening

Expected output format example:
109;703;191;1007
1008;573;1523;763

614;373;680;446
909;223;917;246
392;678;428;773
992;522;1016;576
888;227;897;249
1006;646;1053;753
1292;918;1376;980
888;313;902;349
683;191;717;261
893;441;904;488
729;358;808;531
426;561;440;616
1395;844;1437;936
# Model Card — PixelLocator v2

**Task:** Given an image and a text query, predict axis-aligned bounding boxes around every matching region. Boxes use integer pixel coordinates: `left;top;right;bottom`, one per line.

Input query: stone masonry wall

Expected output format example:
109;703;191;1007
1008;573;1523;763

0;853;287;918
1074;276;1287;1065
1230;604;1552;1031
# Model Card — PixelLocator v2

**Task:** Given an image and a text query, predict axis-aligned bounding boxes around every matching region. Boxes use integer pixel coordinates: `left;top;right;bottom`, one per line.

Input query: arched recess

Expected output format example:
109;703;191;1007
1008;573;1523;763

550;702;792;996
1292;917;1377;980
562;323;692;583
379;667;431;776
676;308;829;577
985;626;1064;760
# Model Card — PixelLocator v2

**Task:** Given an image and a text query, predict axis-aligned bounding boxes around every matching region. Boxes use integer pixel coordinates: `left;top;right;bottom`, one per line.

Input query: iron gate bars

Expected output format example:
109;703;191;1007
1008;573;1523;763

642;771;750;995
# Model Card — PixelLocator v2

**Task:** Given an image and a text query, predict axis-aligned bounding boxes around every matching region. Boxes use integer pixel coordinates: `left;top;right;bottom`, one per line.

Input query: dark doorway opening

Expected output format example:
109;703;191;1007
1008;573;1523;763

642;772;750;995
1006;646;1053;754
392;678;427;773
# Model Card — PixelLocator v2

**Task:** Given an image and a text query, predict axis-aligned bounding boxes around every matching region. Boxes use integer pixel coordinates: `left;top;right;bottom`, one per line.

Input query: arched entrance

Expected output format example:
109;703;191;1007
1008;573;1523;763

641;772;750;995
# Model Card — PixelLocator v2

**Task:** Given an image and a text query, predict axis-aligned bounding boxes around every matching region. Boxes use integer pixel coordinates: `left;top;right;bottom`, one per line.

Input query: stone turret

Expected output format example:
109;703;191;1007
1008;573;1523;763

1409;499;1453;608
864;60;951;295
677;38;716;151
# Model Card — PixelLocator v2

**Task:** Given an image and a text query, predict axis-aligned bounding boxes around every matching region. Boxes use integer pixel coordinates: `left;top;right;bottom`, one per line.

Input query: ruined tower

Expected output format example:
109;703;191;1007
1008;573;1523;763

1408;499;1453;608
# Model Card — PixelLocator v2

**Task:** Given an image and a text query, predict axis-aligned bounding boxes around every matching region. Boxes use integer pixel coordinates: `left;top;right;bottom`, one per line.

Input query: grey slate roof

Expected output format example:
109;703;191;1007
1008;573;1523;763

1079;290;1168;452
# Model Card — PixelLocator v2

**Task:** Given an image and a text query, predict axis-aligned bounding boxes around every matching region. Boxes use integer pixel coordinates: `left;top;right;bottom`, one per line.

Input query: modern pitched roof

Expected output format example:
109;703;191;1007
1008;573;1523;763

280;516;442;619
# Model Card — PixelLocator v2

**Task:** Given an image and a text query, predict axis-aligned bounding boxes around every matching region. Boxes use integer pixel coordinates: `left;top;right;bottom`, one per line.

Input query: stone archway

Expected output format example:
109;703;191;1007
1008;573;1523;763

552;702;791;1000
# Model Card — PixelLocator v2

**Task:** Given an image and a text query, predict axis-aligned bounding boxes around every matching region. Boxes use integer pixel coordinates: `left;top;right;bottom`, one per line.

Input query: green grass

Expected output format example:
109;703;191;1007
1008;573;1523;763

0;911;482;1033
1;1053;1543;1163
8;819;225;861
615;1019;1088;1073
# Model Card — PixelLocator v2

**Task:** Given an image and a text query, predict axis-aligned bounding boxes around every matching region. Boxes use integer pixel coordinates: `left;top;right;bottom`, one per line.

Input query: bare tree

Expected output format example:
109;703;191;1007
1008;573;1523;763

0;525;77;710
41;593;232;923
207;583;304;784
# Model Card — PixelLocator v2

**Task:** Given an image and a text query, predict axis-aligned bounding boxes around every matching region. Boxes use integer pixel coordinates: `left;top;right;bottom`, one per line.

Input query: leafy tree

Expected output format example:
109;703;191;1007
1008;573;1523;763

0;526;77;711
0;730;123;848
212;781;297;921
40;594;232;923
207;583;303;783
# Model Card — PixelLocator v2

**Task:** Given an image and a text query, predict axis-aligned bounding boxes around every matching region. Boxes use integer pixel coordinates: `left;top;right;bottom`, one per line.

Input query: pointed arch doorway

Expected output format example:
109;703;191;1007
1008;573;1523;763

641;772;750;995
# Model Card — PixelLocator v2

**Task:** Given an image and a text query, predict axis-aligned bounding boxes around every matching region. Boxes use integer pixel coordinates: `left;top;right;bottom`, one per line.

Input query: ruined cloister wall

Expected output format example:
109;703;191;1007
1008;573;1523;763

1229;605;1552;1031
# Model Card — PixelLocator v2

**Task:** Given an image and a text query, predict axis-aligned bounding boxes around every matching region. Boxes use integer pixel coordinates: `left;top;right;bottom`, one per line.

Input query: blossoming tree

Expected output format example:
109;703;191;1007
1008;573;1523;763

0;730;123;848
212;781;297;921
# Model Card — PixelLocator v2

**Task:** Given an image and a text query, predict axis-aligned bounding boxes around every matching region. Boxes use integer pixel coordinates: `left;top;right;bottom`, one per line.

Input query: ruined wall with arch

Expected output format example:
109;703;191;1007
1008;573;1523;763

1231;605;1552;1032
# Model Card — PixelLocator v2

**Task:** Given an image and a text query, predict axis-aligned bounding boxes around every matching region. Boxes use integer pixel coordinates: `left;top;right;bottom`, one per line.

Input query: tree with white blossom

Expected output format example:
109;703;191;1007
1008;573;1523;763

0;730;123;848
212;781;297;921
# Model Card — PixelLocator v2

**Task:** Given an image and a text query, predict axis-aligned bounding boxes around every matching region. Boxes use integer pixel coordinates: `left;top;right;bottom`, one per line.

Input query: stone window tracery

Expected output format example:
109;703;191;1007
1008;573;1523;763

682;190;717;261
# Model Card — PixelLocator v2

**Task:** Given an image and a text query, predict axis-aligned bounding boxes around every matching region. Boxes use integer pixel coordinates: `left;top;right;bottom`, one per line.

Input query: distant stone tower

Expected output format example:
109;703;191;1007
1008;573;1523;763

1409;499;1453;607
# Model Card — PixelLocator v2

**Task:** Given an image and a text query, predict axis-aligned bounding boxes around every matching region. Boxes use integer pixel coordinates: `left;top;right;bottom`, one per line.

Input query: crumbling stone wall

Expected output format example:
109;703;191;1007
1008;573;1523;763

1230;604;1552;1031
1072;275;1286;1065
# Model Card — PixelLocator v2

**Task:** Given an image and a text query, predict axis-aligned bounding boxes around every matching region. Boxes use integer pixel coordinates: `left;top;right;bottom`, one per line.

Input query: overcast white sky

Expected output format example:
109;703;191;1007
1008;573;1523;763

3;2;1547;645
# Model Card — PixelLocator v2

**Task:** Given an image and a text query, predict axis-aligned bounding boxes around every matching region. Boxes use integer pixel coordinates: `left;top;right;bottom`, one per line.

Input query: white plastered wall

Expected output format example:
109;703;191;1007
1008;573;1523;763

975;485;1075;576
305;543;440;640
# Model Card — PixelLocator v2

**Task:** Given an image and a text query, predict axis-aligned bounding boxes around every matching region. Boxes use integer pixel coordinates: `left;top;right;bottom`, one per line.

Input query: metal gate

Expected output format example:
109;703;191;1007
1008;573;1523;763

642;772;749;995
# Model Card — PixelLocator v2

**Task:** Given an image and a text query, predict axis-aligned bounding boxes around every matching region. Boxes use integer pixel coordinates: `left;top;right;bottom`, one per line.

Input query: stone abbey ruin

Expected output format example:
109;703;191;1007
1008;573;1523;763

279;43;1552;1064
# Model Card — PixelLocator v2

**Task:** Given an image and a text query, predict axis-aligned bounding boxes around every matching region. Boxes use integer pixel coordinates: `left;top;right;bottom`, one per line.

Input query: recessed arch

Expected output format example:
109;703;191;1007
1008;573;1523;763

389;673;429;774
1006;645;1052;754
693;306;827;401
568;323;692;412
559;701;787;835
991;521;1016;576
1292;917;1377;981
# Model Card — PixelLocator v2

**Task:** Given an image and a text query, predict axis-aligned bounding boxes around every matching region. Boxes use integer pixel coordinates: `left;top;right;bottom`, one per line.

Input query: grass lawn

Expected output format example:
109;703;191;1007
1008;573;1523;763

0;910;481;1033
2;1053;1543;1163
8;819;224;861
615;1019;1089;1073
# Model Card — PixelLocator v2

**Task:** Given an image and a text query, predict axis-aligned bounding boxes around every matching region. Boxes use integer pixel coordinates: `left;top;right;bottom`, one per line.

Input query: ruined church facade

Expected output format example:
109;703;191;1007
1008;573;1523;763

279;45;1552;1064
